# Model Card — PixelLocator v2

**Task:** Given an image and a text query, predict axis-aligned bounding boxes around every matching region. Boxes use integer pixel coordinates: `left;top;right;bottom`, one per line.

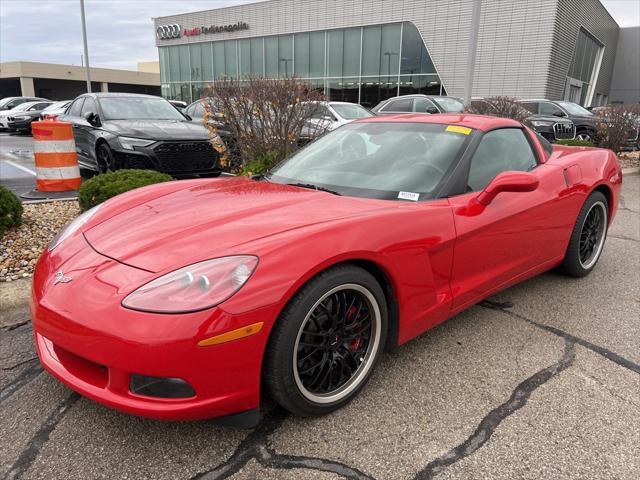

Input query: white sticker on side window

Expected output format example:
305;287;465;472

397;191;420;201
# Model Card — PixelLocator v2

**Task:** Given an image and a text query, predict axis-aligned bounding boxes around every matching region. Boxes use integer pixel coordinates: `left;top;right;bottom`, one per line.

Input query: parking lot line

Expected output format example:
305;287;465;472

3;159;36;176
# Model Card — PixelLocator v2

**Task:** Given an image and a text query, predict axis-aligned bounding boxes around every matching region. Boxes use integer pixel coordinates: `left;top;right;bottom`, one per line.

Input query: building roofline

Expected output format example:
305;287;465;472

153;0;269;21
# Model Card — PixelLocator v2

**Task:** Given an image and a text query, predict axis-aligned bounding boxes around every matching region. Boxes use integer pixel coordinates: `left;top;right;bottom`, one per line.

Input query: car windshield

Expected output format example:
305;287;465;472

0;98;17;109
557;101;593;116
330;103;374;120
99;97;186;121
11;102;38;112
432;97;465;113
268;122;472;200
43;101;70;111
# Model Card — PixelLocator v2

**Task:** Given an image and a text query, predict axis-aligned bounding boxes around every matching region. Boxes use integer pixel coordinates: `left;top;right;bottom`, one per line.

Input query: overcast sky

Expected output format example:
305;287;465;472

1;0;638;71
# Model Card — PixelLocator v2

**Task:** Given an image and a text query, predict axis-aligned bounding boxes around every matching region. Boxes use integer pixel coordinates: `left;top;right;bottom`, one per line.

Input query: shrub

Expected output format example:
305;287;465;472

464;96;532;124
593;104;640;154
554;139;595;147
205;76;325;172
0;186;23;237
239;149;282;177
78;169;172;212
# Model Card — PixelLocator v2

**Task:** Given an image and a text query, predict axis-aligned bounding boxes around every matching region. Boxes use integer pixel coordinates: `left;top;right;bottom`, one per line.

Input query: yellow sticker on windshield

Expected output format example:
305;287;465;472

446;125;472;135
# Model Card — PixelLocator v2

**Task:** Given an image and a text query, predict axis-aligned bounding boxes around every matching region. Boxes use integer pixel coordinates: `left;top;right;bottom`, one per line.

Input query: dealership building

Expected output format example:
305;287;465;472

154;0;621;108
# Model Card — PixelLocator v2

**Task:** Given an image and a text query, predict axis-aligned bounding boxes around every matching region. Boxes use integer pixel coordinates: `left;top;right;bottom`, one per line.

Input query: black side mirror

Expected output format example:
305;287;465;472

552;111;566;117
84;111;101;127
426;106;440;114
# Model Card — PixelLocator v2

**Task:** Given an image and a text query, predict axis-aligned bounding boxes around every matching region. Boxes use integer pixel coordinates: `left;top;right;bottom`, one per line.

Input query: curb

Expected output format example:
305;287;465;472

622;167;640;176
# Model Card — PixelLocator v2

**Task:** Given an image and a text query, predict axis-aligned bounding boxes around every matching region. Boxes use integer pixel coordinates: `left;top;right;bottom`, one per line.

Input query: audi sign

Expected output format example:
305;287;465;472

157;24;181;40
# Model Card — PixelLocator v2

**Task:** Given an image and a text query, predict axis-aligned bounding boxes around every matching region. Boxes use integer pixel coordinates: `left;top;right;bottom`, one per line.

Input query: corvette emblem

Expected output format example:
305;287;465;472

53;270;72;285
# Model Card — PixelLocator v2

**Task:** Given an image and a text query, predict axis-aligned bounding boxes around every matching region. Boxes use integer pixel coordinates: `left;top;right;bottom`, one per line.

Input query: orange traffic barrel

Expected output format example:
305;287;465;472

31;118;81;192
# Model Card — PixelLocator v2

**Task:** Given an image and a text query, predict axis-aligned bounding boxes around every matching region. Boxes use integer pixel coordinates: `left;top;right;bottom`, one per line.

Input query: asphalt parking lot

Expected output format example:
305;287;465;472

1;174;639;480
0;132;38;199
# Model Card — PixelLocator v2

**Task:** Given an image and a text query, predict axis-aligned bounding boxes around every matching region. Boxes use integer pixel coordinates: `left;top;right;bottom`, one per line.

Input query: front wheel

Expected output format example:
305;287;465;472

576;130;594;143
559;191;608;277
96;143;117;173
264;265;387;417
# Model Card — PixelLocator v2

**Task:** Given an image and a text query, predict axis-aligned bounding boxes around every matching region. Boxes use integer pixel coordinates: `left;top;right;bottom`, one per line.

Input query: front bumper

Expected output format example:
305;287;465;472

7;119;33;132
112;139;222;178
31;235;276;420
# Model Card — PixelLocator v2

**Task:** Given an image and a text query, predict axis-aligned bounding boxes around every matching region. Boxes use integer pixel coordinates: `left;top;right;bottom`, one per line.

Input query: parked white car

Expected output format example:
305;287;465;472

301;101;374;141
0;100;52;130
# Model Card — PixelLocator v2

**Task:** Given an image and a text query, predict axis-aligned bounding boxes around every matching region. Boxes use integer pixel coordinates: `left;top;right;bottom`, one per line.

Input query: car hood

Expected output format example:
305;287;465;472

527;114;572;124
103;119;210;140
84;177;391;272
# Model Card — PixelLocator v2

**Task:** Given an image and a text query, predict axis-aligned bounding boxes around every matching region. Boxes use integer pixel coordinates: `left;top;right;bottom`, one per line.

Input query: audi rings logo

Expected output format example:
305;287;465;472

157;24;181;40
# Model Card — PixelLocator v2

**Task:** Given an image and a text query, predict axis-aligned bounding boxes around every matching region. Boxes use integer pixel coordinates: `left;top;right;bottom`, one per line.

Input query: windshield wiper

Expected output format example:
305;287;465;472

287;182;341;195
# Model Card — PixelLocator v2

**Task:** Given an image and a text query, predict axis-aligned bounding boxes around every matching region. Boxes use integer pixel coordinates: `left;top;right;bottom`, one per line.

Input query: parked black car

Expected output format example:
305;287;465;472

371;94;465;115
471;98;576;143
58;93;222;177
7;100;68;134
520;99;596;142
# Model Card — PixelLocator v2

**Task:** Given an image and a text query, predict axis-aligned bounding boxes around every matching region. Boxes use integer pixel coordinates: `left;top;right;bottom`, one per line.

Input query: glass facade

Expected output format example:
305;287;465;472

159;22;444;107
565;28;603;105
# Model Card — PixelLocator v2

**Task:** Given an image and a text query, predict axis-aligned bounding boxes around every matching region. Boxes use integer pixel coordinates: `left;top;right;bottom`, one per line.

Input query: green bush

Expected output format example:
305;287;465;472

0;186;23;237
555;139;594;147
78;169;172;212
239;149;283;177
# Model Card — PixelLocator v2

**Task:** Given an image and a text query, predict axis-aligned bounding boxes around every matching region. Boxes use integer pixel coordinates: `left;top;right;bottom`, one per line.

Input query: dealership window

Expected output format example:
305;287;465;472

158;21;442;106
565;28;603;106
294;32;310;77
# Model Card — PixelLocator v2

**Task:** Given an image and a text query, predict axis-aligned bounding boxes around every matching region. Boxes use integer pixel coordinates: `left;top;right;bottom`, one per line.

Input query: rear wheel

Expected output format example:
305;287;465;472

264;265;387;416
559;191;608;277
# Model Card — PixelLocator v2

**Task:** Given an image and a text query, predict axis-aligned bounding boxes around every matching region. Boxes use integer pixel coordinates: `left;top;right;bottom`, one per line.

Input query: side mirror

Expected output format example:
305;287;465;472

84;111;101;127
425;106;440;114
477;171;539;205
552;110;566;117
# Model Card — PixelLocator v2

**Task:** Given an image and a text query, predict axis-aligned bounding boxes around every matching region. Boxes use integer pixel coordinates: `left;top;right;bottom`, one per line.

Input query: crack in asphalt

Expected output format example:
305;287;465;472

0;361;43;403
4;392;80;480
1;320;30;331
191;408;375;480
2;356;38;371
608;234;640;243
479;300;640;375
413;339;576;480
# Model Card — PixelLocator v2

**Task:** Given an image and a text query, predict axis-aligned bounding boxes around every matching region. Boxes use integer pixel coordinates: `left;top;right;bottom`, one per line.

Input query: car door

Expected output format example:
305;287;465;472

61;97;92;167
78;96;102;169
447;127;570;312
378;98;413;115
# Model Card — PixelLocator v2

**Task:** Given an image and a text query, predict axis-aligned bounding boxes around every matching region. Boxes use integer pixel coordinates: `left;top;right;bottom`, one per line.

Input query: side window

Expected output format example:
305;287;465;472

67;98;85;117
520;102;537;114
382;98;413;112
32;102;50;110
193;102;205;118
467;128;537;192
539;102;564;116
311;106;335;120
8;99;26;109
413;98;438;113
81;97;97;116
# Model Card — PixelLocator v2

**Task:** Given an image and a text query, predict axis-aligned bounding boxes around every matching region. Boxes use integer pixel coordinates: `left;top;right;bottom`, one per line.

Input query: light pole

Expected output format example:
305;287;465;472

79;0;92;92
463;0;482;105
279;58;292;76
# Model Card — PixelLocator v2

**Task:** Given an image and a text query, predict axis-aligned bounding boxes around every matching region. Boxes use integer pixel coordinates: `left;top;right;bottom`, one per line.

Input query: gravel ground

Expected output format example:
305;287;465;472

0;201;79;282
619;150;640;169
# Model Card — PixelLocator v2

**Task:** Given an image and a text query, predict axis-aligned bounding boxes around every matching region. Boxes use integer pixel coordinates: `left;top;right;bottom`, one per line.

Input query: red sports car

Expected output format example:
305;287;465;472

32;114;621;426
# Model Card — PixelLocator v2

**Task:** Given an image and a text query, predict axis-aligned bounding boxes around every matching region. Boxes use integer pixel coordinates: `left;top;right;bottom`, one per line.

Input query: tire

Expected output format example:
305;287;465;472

559;191;608;277
264;265;388;417
96;142;116;173
576;130;594;143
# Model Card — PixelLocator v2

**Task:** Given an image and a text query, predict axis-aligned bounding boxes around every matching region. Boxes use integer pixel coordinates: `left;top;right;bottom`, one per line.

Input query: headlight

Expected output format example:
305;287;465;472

122;256;258;313
531;120;554;127
12;115;30;121
119;136;155;150
48;204;102;251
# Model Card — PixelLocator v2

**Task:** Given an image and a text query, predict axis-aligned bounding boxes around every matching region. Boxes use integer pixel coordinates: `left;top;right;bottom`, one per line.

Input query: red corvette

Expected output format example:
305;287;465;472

32;114;621;425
